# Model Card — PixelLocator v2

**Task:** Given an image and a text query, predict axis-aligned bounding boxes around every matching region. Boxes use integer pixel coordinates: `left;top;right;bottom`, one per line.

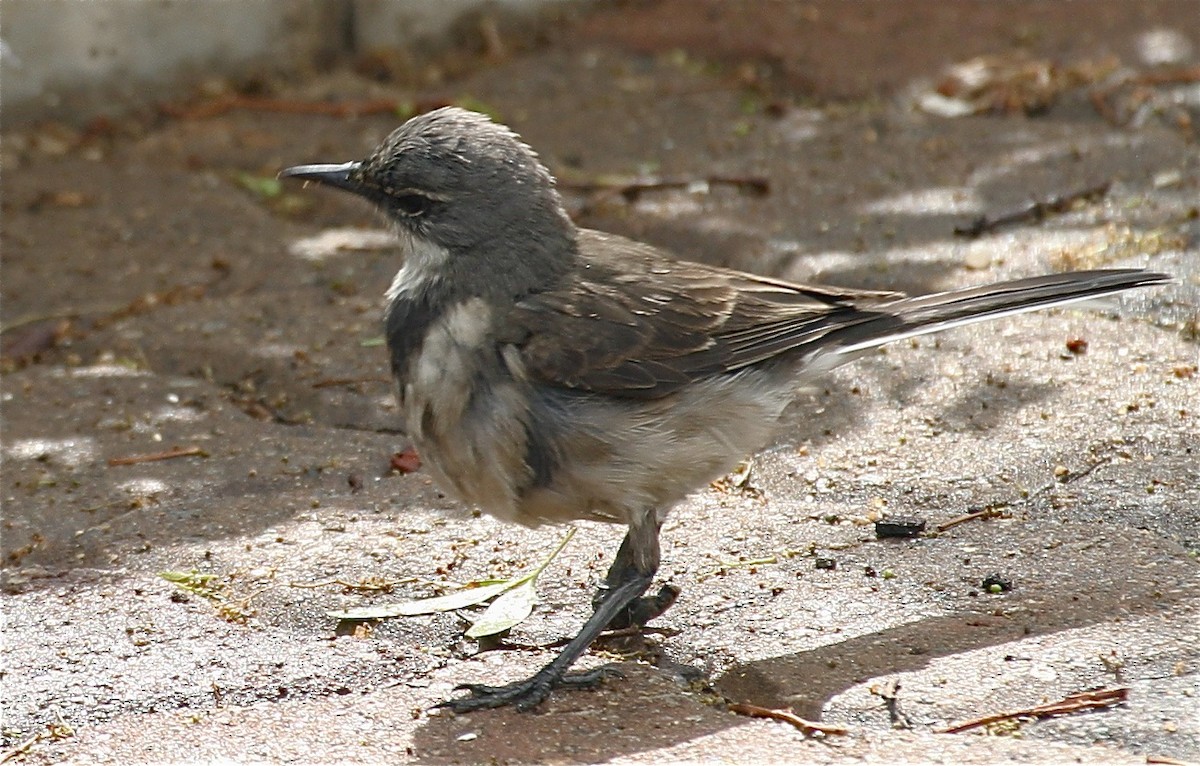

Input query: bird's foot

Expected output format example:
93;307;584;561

438;666;623;713
602;583;681;632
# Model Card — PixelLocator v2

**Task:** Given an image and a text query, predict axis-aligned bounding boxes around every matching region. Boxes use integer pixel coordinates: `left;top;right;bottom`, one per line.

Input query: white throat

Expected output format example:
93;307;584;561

384;227;451;304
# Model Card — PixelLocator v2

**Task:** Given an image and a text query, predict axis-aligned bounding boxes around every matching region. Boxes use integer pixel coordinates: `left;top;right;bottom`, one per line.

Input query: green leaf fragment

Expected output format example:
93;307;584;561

465;579;538;638
327;528;576;632
236;173;282;198
394;100;417;120
453;96;502;122
160;570;217;585
328;579;513;620
159;570;221;597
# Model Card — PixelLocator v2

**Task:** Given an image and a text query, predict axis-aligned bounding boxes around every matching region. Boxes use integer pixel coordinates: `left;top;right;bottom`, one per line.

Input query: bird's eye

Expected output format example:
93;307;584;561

393;193;433;217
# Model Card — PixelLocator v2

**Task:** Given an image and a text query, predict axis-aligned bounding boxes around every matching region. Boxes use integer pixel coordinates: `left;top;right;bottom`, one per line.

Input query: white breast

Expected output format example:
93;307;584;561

384;227;450;304
403;298;532;523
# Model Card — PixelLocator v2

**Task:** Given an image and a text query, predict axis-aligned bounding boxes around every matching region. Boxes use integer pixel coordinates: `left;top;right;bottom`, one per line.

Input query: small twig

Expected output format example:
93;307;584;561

1128;65;1200;87
1145;755;1192;765
1089;65;1200;128
3;284;209;338
288;576;418;592
107;446;208;466
0;732;42;764
310;376;391;389
955;181;1111;238
1;304;121;335
559;174;770;200
728;702;849;736
1056;454;1114;485
0;709;74;763
933;450;1113;533
935;505;1009;533
715;555;779;569
1141;65;1200;86
937;686;1128;734
697;555;779;581
160;95;449;121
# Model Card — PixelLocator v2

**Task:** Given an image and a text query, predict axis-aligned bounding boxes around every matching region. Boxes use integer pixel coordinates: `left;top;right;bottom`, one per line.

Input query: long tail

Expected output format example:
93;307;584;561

828;268;1172;357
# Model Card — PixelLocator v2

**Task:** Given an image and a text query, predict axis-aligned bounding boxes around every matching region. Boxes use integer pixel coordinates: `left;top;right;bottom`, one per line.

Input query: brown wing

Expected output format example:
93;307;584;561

500;230;903;399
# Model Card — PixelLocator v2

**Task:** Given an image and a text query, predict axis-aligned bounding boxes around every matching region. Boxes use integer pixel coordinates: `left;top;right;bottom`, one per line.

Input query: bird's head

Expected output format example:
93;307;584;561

281;107;577;295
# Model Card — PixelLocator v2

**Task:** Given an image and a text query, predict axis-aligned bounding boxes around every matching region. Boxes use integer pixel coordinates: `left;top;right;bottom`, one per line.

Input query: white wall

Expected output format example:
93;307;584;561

0;0;569;124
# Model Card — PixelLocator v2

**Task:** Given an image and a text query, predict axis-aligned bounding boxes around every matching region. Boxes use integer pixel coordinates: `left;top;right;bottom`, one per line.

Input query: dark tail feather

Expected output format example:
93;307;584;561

830;268;1172;357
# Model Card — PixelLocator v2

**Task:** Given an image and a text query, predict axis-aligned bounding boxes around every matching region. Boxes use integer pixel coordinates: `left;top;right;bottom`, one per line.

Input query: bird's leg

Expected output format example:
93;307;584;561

594;519;680;631
439;510;662;713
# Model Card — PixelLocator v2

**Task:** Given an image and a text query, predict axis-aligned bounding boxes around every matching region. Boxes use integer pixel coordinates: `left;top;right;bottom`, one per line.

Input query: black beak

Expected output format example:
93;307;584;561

278;161;363;193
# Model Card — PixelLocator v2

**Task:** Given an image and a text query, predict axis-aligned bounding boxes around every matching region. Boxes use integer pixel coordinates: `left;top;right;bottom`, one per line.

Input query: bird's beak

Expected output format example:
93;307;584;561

278;161;364;193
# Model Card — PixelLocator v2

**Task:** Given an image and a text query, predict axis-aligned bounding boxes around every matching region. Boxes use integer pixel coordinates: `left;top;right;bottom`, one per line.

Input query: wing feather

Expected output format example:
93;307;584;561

502;230;899;398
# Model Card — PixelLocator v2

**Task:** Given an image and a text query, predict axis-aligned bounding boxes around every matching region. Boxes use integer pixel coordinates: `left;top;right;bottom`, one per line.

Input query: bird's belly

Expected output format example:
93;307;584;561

515;369;796;526
402;377;534;524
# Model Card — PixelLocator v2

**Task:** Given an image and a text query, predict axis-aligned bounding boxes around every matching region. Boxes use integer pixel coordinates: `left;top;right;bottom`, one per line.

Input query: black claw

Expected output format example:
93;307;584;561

513;688;550;713
438;667;620;713
555;666;623;688
450;682;500;695
436;678;548;713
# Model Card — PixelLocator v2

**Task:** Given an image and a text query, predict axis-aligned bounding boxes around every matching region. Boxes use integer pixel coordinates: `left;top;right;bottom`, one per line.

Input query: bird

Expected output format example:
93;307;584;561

280;106;1171;713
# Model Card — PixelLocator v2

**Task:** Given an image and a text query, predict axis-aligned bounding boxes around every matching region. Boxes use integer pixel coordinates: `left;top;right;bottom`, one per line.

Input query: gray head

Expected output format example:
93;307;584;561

281;107;577;297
